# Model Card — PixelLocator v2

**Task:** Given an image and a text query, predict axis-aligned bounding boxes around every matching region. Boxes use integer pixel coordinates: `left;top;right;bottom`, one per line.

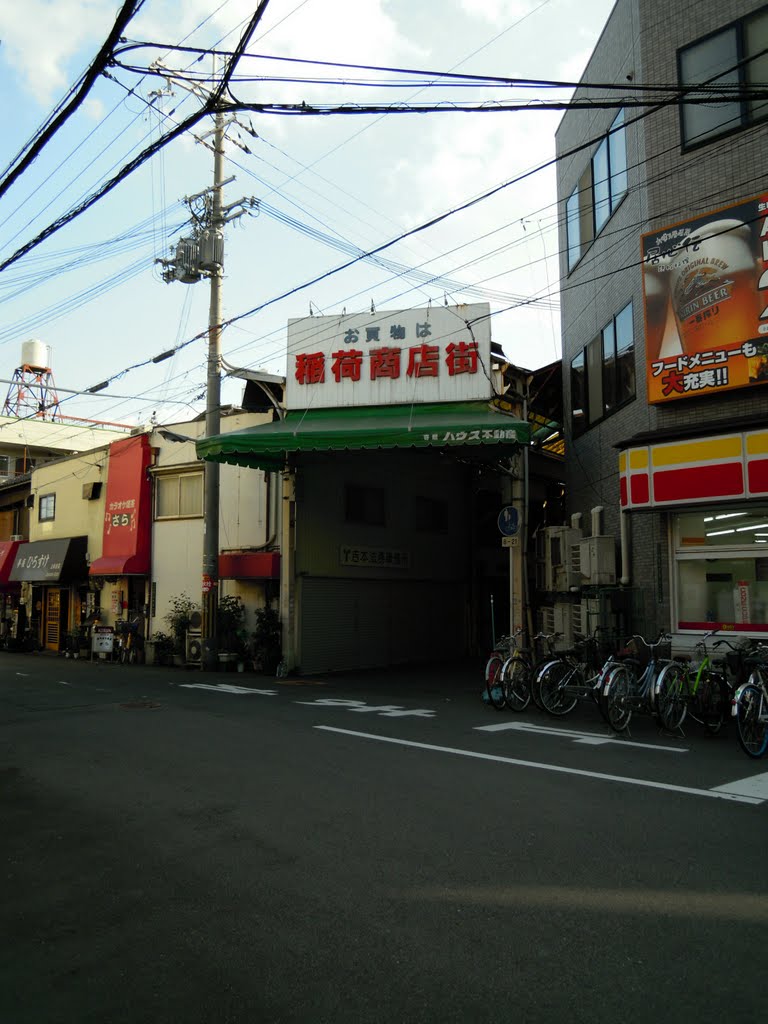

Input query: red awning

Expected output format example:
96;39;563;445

218;552;280;579
89;553;149;576
0;540;20;587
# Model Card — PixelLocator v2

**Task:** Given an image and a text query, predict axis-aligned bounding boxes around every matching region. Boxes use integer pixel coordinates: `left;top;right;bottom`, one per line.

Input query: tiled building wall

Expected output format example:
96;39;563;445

555;0;768;636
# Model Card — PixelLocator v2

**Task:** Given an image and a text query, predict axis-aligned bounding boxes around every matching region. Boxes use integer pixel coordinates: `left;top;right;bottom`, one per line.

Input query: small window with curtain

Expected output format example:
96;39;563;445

39;493;55;522
155;472;203;519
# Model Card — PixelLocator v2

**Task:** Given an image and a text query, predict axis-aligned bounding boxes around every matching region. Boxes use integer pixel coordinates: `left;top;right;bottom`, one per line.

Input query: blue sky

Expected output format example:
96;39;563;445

0;0;616;428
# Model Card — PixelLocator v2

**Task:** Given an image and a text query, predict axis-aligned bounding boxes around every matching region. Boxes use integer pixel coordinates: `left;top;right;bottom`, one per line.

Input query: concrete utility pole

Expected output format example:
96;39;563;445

201;105;225;670
154;63;255;670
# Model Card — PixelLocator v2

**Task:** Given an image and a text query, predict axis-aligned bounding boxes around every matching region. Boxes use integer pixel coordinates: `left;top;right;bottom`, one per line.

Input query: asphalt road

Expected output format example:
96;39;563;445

2;651;767;1023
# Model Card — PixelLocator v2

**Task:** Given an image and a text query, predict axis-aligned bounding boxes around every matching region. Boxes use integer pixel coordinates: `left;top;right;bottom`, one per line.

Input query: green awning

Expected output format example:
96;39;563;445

197;401;529;471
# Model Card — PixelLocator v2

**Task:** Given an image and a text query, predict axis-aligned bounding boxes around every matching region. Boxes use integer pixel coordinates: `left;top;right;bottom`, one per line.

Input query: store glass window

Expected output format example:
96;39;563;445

673;505;768;632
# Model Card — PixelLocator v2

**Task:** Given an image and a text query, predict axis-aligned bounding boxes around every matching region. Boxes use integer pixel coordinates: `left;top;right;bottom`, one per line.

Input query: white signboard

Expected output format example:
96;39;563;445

286;303;492;410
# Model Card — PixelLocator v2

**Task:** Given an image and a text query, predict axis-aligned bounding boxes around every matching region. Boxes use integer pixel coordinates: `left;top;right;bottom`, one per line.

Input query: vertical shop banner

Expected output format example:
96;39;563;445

285;303;492;410
642;193;768;404
89;435;152;576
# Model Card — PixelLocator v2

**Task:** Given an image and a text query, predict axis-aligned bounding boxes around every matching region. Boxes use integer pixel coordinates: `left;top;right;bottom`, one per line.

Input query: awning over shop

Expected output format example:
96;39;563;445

88;553;149;576
196;401;529;471
9;536;88;583
219;551;280;579
0;540;20;587
619;428;768;509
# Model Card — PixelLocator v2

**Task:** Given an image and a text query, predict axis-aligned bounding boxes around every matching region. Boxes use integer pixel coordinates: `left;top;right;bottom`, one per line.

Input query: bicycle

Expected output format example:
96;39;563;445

525;632;564;711
732;649;768;758
499;633;558;713
653;631;729;735
484;630;523;710
116;618;143;665
535;630;620;723
603;632;674;734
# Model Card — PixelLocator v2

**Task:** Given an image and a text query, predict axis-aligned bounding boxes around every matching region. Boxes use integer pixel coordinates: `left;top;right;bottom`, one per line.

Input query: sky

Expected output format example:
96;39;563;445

0;0;617;430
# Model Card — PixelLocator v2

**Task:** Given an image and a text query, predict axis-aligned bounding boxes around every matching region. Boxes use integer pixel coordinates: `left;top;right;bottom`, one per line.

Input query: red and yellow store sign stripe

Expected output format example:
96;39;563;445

619;429;768;508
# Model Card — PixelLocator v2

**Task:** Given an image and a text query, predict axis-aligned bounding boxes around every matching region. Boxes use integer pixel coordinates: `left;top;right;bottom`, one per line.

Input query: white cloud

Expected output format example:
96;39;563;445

1;1;118;105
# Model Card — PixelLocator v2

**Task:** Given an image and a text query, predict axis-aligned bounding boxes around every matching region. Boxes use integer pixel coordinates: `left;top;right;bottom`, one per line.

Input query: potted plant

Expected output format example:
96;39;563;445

252;605;282;675
147;630;174;666
164;593;198;665
217;595;247;669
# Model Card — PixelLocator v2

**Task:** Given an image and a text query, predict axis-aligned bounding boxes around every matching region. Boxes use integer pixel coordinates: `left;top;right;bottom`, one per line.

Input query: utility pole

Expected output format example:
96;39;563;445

201;105;225;670
154;65;256;670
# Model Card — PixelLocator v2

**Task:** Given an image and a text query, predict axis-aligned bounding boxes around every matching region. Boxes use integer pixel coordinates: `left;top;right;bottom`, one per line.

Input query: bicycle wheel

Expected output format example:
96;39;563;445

529;659;553;710
502;654;531;712
700;670;729;735
485;652;506;710
604;664;633;733
734;681;768;759
538;661;578;717
655;662;688;732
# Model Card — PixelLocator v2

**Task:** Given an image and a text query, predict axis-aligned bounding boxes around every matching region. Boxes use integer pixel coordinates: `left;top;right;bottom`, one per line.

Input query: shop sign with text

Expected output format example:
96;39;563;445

286;303;492;410
642;193;768;404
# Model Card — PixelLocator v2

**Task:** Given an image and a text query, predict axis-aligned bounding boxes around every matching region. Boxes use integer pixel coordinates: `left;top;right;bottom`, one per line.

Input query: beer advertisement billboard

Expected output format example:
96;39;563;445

641;193;768;404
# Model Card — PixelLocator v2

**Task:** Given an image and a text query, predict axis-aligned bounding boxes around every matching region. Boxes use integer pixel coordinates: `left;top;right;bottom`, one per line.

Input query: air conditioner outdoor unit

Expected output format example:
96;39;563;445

578;537;617;586
10;534;23;542
82;481;102;501
185;630;203;664
543;526;582;592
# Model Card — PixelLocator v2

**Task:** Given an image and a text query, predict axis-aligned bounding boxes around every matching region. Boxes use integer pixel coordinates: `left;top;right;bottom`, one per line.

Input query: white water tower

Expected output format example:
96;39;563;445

2;340;61;420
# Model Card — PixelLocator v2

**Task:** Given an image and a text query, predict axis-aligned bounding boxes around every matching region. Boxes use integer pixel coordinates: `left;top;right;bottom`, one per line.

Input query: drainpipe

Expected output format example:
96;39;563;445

619;504;631;585
591;505;604;536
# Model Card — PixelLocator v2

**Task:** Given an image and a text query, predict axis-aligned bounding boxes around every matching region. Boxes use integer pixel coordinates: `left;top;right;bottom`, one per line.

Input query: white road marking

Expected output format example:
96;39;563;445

180;683;277;695
15;672;29;677
711;771;768;801
315;726;763;805
475;720;688;753
295;697;435;718
58;681;72;686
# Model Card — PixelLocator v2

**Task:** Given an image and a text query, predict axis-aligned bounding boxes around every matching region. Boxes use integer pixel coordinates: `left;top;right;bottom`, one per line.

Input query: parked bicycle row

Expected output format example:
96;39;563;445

483;628;768;760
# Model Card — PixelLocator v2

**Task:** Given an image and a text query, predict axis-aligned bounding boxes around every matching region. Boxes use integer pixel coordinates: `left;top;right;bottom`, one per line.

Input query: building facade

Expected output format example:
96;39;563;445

556;0;768;645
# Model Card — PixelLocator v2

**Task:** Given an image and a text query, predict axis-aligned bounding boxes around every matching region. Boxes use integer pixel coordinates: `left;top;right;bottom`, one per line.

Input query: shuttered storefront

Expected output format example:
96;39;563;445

299;576;467;675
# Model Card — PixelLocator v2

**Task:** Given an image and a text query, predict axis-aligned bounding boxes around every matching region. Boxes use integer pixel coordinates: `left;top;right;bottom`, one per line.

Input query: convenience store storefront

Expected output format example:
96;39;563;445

620;427;768;635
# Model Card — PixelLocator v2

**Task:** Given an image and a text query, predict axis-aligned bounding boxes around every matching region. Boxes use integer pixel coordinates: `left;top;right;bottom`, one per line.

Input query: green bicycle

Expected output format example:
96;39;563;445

654;631;730;735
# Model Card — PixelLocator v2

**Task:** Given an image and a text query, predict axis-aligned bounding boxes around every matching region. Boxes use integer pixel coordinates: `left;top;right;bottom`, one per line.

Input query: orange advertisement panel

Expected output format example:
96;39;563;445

642;193;768;404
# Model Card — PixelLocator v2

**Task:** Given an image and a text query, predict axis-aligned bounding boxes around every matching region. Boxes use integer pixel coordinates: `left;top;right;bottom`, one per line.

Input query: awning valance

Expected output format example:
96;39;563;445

196;401;528;471
9;537;88;583
89;553;149;577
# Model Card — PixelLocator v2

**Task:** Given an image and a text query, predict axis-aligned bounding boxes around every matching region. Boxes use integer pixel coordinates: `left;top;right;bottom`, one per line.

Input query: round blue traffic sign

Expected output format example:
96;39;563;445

497;506;519;537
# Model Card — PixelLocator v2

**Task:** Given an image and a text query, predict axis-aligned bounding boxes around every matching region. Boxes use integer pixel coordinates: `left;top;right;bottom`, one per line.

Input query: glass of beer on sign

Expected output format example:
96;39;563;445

668;219;760;355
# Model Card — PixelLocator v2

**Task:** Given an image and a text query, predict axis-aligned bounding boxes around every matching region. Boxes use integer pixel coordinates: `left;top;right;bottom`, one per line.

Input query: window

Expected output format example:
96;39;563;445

155;472;203;519
673;506;768;632
571;301;635;436
39;493;55;521
565;109;627;269
679;7;768;148
413;495;448;533
345;484;386;526
0;455;10;477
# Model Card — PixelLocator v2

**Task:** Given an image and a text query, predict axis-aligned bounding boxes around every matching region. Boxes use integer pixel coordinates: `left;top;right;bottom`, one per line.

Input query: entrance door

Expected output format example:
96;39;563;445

45;589;61;651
